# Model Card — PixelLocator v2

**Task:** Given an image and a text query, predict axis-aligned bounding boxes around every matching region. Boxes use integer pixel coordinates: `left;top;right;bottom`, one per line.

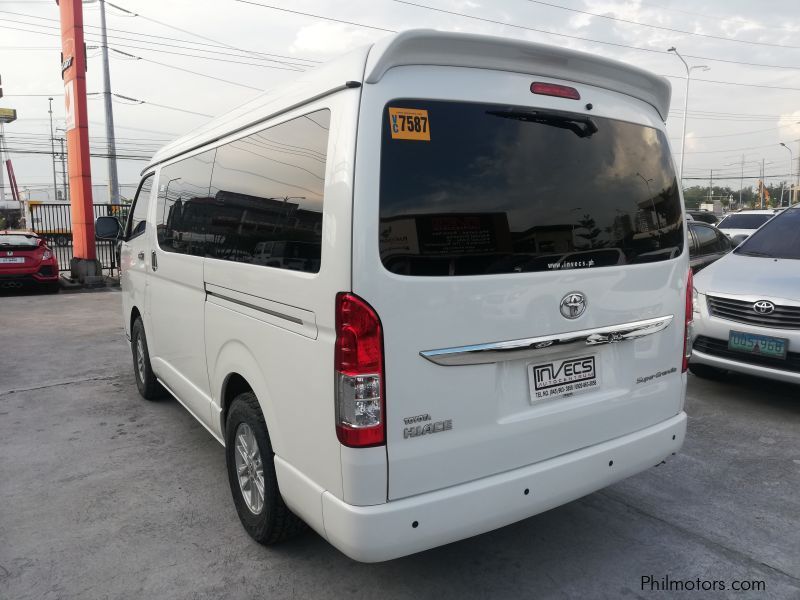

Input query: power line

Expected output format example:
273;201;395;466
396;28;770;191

106;1;313;67
524;0;800;50
0;8;322;66
105;47;267;91
387;0;800;73
0;16;312;70
234;0;395;32
671;127;780;140
84;91;213;117
3;147;150;160
666;75;800;93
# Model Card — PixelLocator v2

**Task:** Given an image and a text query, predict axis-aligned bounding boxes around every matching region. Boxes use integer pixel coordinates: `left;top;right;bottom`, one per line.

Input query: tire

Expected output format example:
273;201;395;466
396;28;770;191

688;363;727;380
131;317;163;400
225;392;306;545
43;281;60;294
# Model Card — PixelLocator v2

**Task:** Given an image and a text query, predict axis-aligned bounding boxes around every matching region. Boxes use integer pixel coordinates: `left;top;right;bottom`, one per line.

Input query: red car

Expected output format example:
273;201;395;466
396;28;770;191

0;230;60;292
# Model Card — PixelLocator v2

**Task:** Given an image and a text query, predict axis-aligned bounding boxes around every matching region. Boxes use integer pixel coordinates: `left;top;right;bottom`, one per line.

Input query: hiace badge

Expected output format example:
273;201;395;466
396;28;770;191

528;355;598;402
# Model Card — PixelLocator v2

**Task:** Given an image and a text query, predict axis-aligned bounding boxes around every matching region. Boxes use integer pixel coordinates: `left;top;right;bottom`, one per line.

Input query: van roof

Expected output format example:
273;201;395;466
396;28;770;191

145;29;671;173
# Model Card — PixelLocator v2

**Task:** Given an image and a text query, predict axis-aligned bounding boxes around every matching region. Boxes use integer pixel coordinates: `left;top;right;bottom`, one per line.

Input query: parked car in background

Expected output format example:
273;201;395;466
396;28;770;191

688;221;732;273
690;206;800;384
687;210;718;225
716;210;774;244
0;230;59;292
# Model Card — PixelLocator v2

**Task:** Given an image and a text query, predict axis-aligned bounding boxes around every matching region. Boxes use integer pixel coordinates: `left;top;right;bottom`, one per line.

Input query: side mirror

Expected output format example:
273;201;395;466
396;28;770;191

731;234;748;246
95;216;122;240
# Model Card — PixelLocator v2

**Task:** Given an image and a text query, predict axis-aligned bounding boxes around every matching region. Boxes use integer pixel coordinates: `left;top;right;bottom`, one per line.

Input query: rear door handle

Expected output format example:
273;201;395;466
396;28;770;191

151;251;158;272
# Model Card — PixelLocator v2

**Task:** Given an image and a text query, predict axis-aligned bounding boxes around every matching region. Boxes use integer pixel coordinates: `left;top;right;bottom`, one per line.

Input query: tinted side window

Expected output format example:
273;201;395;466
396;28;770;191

155;150;216;255
693;224;718;254
126;174;154;239
204;109;330;273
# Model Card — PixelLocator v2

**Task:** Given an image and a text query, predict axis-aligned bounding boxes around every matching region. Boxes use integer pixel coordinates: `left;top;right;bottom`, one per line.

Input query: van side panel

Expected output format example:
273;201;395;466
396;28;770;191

202;90;363;501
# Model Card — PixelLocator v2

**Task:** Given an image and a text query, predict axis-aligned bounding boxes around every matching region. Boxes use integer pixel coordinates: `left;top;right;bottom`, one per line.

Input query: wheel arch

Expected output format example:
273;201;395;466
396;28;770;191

211;340;282;453
129;305;142;338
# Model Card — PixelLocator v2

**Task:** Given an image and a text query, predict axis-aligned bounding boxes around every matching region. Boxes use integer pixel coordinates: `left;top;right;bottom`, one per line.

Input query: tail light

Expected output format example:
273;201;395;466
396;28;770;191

530;82;581;100
334;293;385;447
682;269;693;372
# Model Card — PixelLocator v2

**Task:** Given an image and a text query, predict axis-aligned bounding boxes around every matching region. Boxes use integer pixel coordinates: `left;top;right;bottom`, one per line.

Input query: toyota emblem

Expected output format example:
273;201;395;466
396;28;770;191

560;292;586;319
753;300;775;315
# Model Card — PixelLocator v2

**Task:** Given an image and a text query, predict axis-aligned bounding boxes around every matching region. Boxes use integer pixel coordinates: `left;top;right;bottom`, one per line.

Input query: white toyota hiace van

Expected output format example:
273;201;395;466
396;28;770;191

97;30;691;562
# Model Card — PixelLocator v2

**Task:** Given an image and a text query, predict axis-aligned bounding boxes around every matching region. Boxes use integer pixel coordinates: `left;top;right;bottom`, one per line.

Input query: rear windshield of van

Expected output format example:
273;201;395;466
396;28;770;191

379;100;683;276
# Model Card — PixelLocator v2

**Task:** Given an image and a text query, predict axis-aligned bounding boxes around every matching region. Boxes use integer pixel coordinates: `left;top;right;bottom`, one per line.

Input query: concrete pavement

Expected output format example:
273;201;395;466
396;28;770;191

1;290;798;599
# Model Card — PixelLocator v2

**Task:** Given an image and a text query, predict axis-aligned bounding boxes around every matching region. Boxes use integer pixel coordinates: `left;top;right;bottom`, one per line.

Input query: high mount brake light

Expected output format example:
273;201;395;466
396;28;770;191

683;269;693;373
530;82;581;100
334;293;385;447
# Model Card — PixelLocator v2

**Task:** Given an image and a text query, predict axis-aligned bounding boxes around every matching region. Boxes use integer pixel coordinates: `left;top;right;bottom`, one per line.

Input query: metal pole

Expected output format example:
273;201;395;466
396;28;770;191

48;97;59;202
708;169;713;205
761;159;765;209
779;143;792;207
59;137;68;202
0;121;6;206
99;0;120;205
667;48;708;185
739;155;743;208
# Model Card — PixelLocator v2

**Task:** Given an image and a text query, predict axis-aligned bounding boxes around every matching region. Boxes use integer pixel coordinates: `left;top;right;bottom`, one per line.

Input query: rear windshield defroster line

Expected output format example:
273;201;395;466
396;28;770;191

378;99;684;277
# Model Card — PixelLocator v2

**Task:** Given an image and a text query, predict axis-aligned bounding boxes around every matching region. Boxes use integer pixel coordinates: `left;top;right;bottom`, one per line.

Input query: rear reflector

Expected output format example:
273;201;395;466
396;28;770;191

334;293;385;447
682;269;693;372
530;82;581;100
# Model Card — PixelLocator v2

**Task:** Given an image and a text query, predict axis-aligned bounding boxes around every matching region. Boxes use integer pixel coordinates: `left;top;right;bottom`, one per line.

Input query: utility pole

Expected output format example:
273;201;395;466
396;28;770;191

739;155;744;209
48;97;58;202
760;159;765;209
708;169;713;205
99;0;120;204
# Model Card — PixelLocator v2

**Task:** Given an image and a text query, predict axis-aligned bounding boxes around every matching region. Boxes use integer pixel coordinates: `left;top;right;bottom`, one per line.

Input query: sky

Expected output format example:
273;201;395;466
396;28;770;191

0;0;798;206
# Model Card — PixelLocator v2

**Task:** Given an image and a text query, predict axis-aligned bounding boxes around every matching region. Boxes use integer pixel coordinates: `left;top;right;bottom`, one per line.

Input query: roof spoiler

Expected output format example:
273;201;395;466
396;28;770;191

364;30;671;120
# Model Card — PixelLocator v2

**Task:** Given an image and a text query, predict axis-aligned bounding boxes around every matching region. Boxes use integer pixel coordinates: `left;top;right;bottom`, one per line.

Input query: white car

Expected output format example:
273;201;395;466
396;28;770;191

716;210;774;244
95;29;689;562
690;206;800;384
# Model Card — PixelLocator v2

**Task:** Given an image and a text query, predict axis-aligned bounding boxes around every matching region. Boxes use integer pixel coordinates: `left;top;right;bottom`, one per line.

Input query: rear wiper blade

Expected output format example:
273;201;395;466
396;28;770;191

487;109;598;138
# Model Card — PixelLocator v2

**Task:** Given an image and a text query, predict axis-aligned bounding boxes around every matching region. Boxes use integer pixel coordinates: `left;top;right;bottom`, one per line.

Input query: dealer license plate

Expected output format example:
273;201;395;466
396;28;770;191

728;331;787;359
0;257;25;264
528;355;599;402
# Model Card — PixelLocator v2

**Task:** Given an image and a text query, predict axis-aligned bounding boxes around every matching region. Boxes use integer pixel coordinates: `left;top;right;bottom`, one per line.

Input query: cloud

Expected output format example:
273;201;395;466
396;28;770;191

289;22;379;56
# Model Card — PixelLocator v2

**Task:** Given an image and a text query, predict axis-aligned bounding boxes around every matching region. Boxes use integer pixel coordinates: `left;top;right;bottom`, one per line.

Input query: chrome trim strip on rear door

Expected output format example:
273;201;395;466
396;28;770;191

420;315;674;366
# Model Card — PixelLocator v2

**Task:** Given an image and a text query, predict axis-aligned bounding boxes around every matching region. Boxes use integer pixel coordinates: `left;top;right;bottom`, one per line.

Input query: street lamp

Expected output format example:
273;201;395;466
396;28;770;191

779;143;793;207
667;47;709;184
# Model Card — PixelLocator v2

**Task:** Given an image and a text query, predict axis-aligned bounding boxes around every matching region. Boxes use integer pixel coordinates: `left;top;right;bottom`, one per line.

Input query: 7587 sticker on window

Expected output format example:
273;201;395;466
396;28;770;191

528;355;598;402
388;107;430;141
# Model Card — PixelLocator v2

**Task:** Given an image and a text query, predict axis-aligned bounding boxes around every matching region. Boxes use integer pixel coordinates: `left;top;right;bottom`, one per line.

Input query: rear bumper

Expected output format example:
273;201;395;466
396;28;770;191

0;270;59;288
691;348;800;384
319;412;686;562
